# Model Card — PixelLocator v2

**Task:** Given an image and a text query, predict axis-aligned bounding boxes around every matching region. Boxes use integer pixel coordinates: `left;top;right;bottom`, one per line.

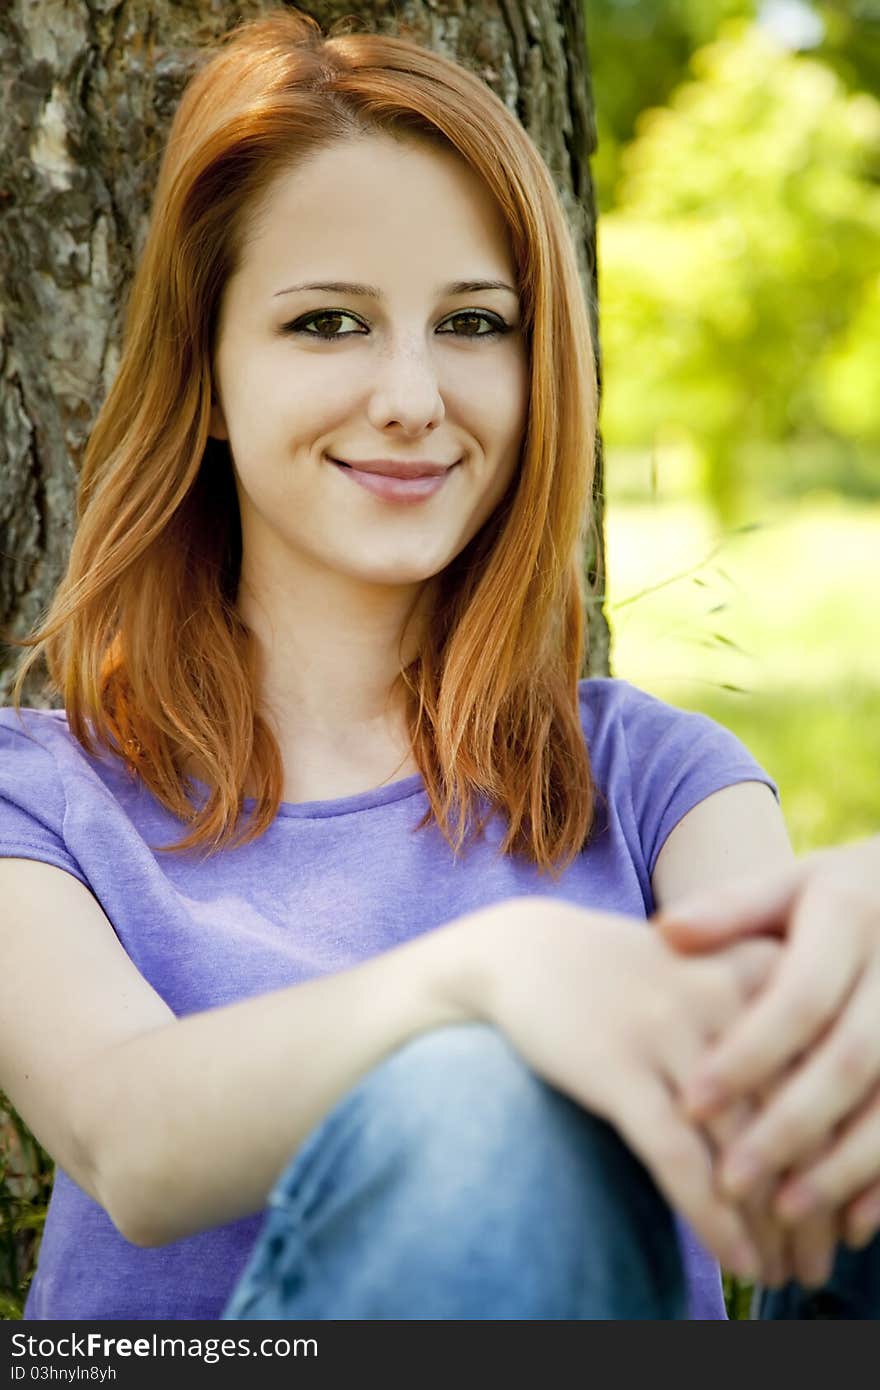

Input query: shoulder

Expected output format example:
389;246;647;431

0;702;67;737
576;677;779;877
0;704;70;789
0;704;130;790
0;705;115;886
0;703;104;797
0;703;86;752
578;675;669;733
577;676;746;766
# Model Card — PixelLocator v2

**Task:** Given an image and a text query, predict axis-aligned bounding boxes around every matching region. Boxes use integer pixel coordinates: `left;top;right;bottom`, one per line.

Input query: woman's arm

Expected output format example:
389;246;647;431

651;781;796;910
0;856;489;1247
2;854;770;1273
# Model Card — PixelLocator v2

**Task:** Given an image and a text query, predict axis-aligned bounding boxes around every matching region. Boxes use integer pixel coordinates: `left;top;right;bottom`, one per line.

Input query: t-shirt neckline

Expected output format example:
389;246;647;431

187;770;427;819
28;707;427;820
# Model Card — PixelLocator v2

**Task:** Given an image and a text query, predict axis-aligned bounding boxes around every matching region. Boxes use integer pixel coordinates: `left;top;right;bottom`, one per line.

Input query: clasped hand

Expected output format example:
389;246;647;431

656;835;880;1289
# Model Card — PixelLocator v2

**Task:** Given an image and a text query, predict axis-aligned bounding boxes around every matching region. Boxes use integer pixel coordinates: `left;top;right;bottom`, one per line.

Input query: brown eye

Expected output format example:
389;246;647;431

438;311;509;338
281;311;365;339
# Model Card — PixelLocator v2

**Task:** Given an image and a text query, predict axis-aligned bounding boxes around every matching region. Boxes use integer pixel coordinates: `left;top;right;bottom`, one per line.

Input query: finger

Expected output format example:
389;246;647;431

705;1061;811;1289
744;1179;794;1288
678;937;781;1112
720;936;785;1008
745;1067;809;1289
612;1076;762;1282
787;1205;840;1290
843;1179;880;1250
715;963;880;1193
680;937;783;1048
654;862;806;953
771;1132;843;1288
676;942;787;1279
704;1096;788;1288
682;883;868;1118
773;1083;880;1223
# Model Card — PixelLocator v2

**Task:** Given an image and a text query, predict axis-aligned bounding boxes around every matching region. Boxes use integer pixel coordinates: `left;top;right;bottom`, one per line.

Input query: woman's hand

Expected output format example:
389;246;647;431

697;1089;801;1289
476;898;782;1280
654;836;880;1255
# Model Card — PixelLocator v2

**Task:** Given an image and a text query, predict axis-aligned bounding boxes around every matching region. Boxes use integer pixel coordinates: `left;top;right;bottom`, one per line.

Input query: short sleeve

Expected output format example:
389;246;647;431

0;709;89;885
616;682;780;877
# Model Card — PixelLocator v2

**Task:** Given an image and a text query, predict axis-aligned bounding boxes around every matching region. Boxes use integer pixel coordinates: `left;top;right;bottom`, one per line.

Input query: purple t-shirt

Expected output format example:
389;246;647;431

0;677;777;1321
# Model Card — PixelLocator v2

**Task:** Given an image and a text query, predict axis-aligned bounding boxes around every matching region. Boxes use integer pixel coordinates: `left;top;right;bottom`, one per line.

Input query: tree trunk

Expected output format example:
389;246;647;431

0;0;607;699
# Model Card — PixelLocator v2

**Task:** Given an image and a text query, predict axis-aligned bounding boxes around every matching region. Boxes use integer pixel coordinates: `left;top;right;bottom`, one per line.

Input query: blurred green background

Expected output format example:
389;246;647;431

592;0;879;1317
592;0;879;853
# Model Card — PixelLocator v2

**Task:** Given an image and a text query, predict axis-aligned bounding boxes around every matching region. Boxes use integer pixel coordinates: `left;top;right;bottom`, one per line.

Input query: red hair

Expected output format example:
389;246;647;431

7;7;600;880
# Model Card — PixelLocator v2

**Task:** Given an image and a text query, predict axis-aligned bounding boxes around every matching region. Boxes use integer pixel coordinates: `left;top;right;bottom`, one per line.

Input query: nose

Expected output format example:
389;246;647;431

365;337;446;436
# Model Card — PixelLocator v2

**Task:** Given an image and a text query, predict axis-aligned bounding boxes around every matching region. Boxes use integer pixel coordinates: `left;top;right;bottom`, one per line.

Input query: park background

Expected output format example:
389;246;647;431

595;0;879;861
1;0;878;1321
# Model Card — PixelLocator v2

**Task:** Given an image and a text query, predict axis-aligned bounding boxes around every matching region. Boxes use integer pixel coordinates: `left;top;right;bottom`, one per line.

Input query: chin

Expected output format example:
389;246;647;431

345;558;449;586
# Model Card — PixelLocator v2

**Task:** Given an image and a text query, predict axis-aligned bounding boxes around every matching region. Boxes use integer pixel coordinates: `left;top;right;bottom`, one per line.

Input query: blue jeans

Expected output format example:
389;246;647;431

220;1022;879;1320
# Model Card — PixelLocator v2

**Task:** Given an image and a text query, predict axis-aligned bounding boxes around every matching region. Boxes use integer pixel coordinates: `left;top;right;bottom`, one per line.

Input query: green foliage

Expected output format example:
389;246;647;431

724;1270;756;1319
586;1;880;212
606;493;880;850
603;492;878;845
689;681;880;849
597;21;880;520
0;1093;53;1319
586;0;758;210
811;1;880;104
814;273;880;440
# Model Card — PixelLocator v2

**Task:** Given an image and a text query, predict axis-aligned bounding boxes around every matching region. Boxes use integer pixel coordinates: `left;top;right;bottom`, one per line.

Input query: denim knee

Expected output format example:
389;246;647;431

226;1021;686;1319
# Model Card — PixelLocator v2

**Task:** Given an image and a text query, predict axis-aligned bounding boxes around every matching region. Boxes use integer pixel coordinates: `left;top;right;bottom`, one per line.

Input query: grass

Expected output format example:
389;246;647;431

605;492;880;849
0;1101;51;1319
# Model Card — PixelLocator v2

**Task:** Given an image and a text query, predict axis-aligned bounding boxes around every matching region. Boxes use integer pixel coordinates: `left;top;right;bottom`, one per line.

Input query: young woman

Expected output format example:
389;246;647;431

0;8;873;1320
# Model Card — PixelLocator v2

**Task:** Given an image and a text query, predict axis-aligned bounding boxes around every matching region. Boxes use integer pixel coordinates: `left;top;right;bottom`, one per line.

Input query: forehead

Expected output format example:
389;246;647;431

234;134;515;289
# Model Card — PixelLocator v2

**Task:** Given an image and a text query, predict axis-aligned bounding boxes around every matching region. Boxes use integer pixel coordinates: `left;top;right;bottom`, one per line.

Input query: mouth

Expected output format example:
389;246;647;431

327;455;459;504
329;457;458;479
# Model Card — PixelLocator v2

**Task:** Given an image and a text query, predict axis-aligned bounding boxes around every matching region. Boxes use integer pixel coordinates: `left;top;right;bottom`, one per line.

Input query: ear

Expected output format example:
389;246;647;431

208;394;229;441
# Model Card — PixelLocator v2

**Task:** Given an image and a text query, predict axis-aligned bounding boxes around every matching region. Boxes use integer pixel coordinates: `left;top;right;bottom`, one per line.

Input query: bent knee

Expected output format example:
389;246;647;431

352;1022;576;1168
365;1021;544;1117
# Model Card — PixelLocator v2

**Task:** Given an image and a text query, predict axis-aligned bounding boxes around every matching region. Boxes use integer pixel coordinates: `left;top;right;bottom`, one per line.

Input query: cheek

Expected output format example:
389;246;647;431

223;363;315;456
467;348;529;450
483;451;520;521
488;368;529;474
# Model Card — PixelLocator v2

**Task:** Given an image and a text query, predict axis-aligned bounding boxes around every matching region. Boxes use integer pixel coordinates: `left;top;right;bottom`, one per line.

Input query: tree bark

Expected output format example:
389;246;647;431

0;0;607;700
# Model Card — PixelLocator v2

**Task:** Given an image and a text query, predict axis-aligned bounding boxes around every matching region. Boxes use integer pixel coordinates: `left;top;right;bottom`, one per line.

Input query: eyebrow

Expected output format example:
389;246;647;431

272;278;519;300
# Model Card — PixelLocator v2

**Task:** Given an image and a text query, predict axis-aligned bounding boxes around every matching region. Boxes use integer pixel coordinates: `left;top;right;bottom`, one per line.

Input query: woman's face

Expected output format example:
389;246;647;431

209;133;529;595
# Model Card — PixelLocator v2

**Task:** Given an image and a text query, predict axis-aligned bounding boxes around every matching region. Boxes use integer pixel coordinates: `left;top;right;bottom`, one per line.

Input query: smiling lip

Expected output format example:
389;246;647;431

330;457;457;479
329;456;458;503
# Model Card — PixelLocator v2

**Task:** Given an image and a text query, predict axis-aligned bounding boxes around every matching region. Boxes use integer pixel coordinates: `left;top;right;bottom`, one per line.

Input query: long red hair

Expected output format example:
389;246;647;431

6;7;600;880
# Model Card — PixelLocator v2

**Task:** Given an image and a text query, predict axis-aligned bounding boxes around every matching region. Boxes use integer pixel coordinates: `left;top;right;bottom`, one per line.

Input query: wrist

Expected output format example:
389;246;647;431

423;897;530;1028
